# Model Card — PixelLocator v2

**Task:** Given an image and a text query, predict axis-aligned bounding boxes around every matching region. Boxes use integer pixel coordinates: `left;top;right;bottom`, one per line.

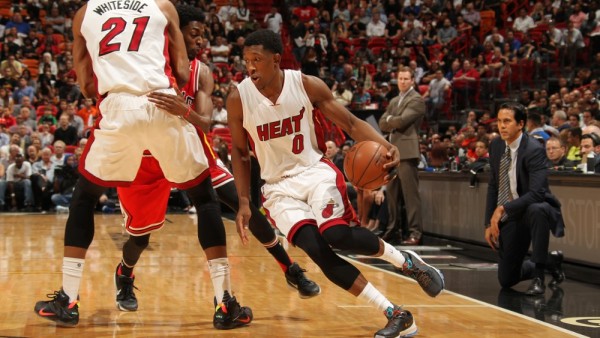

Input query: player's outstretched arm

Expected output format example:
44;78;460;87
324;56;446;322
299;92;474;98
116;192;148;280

303;74;400;173
226;87;252;245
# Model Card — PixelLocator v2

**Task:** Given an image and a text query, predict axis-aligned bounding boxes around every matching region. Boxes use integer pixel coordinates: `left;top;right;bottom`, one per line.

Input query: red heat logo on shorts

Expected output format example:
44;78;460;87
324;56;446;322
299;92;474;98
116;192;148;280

321;199;338;219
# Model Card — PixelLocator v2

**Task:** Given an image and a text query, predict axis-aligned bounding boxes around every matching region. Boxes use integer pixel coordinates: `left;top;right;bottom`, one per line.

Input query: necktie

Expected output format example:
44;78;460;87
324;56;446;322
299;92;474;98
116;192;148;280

497;145;511;207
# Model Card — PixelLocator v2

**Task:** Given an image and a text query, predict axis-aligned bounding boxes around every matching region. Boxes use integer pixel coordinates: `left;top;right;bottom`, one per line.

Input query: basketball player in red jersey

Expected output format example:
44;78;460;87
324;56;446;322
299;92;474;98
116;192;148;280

112;4;319;318
228;30;446;338
34;0;251;329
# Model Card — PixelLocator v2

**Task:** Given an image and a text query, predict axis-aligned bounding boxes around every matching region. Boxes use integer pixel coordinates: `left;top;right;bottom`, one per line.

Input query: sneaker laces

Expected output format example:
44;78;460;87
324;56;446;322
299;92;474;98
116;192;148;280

291;266;313;287
118;276;139;299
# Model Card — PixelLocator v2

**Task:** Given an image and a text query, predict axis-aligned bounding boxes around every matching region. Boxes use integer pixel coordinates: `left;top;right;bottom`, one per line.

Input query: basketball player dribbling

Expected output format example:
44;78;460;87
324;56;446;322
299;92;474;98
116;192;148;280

228;30;445;338
111;6;319;326
34;0;251;329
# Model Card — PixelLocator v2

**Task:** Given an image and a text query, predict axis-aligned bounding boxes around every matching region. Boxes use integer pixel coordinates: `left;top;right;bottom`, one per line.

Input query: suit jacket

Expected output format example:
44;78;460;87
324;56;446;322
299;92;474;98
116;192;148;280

485;133;565;237
378;88;425;160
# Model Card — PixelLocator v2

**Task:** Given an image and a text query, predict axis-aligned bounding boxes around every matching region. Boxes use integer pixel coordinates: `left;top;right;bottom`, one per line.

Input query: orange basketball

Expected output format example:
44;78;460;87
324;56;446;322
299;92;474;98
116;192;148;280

343;141;389;190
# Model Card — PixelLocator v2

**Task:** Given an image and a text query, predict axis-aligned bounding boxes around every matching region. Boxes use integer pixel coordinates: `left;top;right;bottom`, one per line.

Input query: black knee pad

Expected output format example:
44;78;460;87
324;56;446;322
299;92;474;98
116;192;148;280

294;226;360;290
321;225;380;255
64;176;106;249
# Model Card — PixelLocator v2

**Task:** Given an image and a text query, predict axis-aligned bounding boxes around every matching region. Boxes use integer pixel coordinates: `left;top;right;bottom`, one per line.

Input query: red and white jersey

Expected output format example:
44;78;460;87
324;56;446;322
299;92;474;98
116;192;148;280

238;70;324;183
82;0;175;95
182;59;234;187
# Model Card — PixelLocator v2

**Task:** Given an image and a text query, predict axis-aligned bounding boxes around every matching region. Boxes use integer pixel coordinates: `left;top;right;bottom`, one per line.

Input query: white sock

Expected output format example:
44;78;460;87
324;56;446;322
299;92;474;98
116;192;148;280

378;241;406;269
207;257;231;304
357;282;394;312
62;257;85;303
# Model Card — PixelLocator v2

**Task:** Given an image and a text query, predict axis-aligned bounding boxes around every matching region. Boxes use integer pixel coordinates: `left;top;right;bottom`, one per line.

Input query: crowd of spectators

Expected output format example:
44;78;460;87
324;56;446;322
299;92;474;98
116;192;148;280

1;0;600;214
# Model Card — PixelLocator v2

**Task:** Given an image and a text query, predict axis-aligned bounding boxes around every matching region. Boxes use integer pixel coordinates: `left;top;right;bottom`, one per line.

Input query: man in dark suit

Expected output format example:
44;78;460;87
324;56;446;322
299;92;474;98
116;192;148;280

485;102;565;296
379;66;425;245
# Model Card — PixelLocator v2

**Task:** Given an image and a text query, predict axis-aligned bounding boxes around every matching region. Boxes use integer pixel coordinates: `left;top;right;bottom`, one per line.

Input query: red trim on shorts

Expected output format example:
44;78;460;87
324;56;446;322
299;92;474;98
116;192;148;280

172;169;210;190
126;221;165;236
288;219;318;244
320;158;358;224
318;218;347;234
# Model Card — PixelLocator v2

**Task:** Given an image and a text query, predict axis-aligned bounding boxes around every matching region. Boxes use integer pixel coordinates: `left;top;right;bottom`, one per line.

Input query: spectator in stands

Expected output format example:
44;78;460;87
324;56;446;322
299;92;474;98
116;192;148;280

305;22;328;63
367;10;386;37
63;103;84;137
566;127;582;162
38;124;54;149
37;66;58;98
513;8;536;33
546;136;576;170
0;54;24;79
26;145;39;164
452;59;480;109
301;47;320;77
562;21;585;67
527;113;551;142
0;107;16;129
437;18;458;46
423;69;451;122
12;77;35;105
46;7;66;34
351;81;371;109
51;154;78;213
218;0;238;23
290;15;307;63
5;153;33;211
529;2;546;25
211;95;228;130
484;27;505;46
569;3;587;30
39;52;59;76
0;88;14;112
385;13;402;40
53;115;78;146
77;98;98;128
210;36;231;64
18;106;36;131
580;133;600;173
461;2;481;31
264;6;283;34
568;114;580;128
57;75;81;103
582;109;597;127
4;13;30;37
324;140;344;173
552;110;570;131
332;81;353;107
293;0;319;23
37;105;57;127
31;147;55;211
235;0;250;22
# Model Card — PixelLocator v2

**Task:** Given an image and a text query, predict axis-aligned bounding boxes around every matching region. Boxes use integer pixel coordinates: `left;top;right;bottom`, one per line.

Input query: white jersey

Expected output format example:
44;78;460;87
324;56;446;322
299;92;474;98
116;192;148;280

82;0;174;95
238;70;324;183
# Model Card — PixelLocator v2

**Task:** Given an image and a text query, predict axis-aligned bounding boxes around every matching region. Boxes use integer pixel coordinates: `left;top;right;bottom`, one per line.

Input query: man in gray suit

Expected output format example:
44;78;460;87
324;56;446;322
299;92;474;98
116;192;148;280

379;66;426;245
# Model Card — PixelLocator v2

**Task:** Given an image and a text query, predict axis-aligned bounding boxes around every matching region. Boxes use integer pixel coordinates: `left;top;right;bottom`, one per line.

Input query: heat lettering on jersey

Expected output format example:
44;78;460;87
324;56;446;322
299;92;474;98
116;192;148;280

93;0;148;15
256;107;305;141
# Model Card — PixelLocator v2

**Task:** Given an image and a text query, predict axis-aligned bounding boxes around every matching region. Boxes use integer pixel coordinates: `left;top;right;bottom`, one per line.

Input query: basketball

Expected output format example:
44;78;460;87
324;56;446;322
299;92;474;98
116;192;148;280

343;141;389;190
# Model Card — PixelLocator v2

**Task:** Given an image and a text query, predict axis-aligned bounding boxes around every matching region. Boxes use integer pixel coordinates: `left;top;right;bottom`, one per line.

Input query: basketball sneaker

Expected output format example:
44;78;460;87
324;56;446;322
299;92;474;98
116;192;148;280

213;292;253;330
285;262;321;299
34;289;79;327
374;306;417;338
115;264;138;311
398;250;445;297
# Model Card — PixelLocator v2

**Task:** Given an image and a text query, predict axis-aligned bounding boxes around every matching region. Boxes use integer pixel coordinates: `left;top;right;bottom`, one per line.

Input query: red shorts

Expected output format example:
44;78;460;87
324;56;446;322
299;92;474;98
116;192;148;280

118;156;172;236
118;130;229;236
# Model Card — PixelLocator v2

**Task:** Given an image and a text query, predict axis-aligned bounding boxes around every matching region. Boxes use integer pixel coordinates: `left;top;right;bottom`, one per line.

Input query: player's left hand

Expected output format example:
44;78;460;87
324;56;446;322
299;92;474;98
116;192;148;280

147;90;189;117
235;204;252;245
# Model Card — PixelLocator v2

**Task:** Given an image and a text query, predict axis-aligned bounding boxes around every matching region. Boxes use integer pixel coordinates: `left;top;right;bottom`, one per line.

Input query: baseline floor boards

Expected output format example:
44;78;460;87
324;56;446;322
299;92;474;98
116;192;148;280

0;214;586;337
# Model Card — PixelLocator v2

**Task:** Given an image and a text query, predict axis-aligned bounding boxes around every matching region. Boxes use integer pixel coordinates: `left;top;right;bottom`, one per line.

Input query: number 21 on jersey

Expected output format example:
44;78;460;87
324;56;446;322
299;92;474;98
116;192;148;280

99;16;149;56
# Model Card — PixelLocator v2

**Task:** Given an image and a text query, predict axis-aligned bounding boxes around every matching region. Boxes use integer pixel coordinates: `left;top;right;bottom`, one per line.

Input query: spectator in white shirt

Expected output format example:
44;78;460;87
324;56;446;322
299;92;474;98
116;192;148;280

264;6;283;34
6;152;33;209
211;96;228;130
513;8;536;33
366;11;386;37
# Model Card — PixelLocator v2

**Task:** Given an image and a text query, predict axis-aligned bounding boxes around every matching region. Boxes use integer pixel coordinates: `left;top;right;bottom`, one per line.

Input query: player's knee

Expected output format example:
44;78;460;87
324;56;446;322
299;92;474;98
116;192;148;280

322;225;354;250
130;234;150;249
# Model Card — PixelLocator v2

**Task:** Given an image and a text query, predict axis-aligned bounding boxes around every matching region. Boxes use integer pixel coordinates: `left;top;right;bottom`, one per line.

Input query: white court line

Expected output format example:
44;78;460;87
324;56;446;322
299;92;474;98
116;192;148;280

341;254;588;338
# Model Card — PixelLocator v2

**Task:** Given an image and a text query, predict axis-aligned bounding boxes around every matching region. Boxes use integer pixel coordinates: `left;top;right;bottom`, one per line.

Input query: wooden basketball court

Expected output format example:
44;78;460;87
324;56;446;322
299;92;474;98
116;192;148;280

0;214;585;337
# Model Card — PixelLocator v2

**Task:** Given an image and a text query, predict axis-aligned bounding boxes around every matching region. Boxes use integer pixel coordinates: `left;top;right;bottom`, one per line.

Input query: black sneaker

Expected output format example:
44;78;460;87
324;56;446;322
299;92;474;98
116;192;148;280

285;262;321;299
213;295;253;330
34;289;79;327
374;306;417;338
398;250;445;297
115;264;138;311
